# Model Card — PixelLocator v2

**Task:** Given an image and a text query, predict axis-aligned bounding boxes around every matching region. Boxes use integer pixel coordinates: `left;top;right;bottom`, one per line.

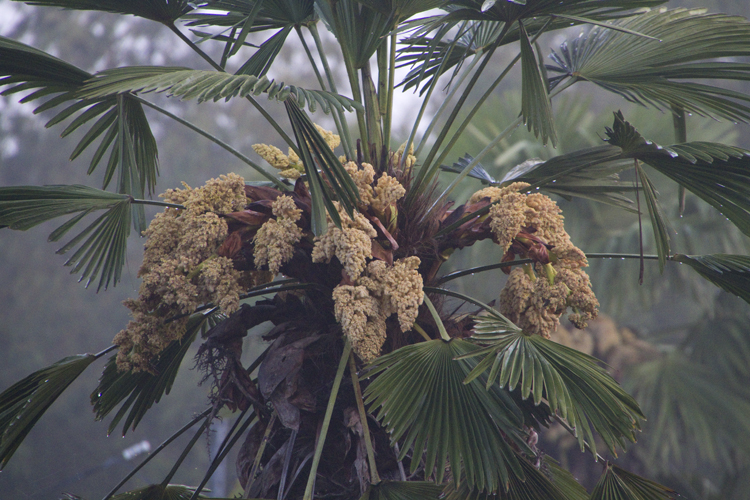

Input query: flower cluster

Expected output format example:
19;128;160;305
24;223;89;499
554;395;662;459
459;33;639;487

343;161;405;214
253;195;303;274
252;124;340;180
476;183;598;337
312;201;377;280
334;257;423;361
113;174;247;372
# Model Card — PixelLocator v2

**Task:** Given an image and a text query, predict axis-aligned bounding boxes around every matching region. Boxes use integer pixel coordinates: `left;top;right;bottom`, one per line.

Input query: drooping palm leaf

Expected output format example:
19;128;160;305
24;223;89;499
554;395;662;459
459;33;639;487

12;0;192;24
627;352;750;472
605;112;750;239
77;66;362;114
285;98;361;233
548;8;750;123
363;338;529;493
518;20;556;147
91;314;205;436
0;352;101;469
671;254;750;307
235;26;293;76
359;481;444;500
590;463;677;500
634;161;671;271
0;37;160;200
441;456;572;500
0;185;135;290
461;311;645;457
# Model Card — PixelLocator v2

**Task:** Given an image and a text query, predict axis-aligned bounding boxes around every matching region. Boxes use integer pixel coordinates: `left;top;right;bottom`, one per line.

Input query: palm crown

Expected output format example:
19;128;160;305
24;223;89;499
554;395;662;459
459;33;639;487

3;1;750;499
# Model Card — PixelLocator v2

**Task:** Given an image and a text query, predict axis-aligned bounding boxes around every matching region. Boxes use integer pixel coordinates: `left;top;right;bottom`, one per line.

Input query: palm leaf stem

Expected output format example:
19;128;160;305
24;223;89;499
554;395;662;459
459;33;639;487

296;26;353;160
160;413;211;487
303;339;352;500
167;22;223;71
135;96;288;189
132;198;184;209
423;73;577;221
168;23;297;153
348;351;380;484
418;22;509;182
423;294;450;340
413;50;482;161
413;322;433;342
553;414;607;463
424;286;513;319
383;31;397;155
95;345;118;358
245;412;277;497
587;253;661;260
189;410;257;500
361;62;383;159
103;408;212;500
401;23;468;170
436;259;533;285
308;23;355;160
162;281;308;323
426;17;555;186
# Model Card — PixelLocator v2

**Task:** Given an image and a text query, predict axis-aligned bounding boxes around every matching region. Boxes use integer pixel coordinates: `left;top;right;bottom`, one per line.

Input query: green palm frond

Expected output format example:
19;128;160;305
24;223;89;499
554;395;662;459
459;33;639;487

543;457;589;500
590;464;677;500
672;254;750;306
442;457;572;500
91;314;204;436
235;25;293;76
359;481;443;500
0;185;135;290
606;112;750;239
186;0;315;30
12;0;192;24
363;338;531;493
634;161;670;271
627;352;750;472
548;8;750;123
285;99;360;233
77;66;362;114
0;352;100;469
0;37;160;200
317;0;394;70
462;311;645;457
519;21;556;147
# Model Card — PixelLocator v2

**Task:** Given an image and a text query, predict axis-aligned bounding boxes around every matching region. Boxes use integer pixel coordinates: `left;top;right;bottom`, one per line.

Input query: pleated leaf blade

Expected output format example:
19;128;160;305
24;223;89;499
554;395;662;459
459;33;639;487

463;313;645;457
519;21;556;147
590;464;677;500
0;354;97;469
363;339;529;493
13;0;192;23
359;480;444;500
91;315;204;436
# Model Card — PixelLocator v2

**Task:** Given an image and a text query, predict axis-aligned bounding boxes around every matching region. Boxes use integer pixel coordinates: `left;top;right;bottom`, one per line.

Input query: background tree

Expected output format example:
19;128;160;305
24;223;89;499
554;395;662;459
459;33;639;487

2;1;750;500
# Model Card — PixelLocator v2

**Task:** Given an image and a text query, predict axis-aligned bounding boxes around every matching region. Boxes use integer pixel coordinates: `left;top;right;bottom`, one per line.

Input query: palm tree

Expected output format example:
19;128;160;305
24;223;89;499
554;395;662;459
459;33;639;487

3;1;750;499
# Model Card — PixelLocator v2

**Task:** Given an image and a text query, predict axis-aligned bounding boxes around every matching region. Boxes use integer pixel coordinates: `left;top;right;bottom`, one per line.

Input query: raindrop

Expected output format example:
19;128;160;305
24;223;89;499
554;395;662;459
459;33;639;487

98;393;103;398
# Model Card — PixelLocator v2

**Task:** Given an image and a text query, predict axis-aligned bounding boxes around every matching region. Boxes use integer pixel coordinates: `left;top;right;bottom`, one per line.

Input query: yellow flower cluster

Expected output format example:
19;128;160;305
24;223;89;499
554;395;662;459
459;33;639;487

395;141;417;170
343;161;405;213
334;257;424;361
252;143;304;180
253;195;303;275
312;201;377;280
475;183;598;336
252;125;340;181
113;174;247;373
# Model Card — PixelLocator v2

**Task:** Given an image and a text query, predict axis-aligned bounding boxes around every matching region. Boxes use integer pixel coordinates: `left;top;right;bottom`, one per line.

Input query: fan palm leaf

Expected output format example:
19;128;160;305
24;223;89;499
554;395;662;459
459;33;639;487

590;463;677;500
12;0;193;24
363;338;530;493
461;310;645;457
0;351;103;469
548;8;750;123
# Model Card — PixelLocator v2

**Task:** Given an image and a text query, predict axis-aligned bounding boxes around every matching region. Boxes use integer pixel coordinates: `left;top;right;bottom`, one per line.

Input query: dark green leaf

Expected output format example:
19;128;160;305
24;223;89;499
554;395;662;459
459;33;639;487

285;99;361;233
548;8;750;123
12;0;192;24
590;464;677;500
672;254;750;306
78;67;362;114
463;312;645;457
363;339;528;492
91;314;204;436
519;21;556;146
0;354;98;469
186;0;315;31
235;26;293;77
543;457;589;500
0;185;133;290
606;112;750;239
635;161;670;272
359;481;443;500
442;456;572;500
